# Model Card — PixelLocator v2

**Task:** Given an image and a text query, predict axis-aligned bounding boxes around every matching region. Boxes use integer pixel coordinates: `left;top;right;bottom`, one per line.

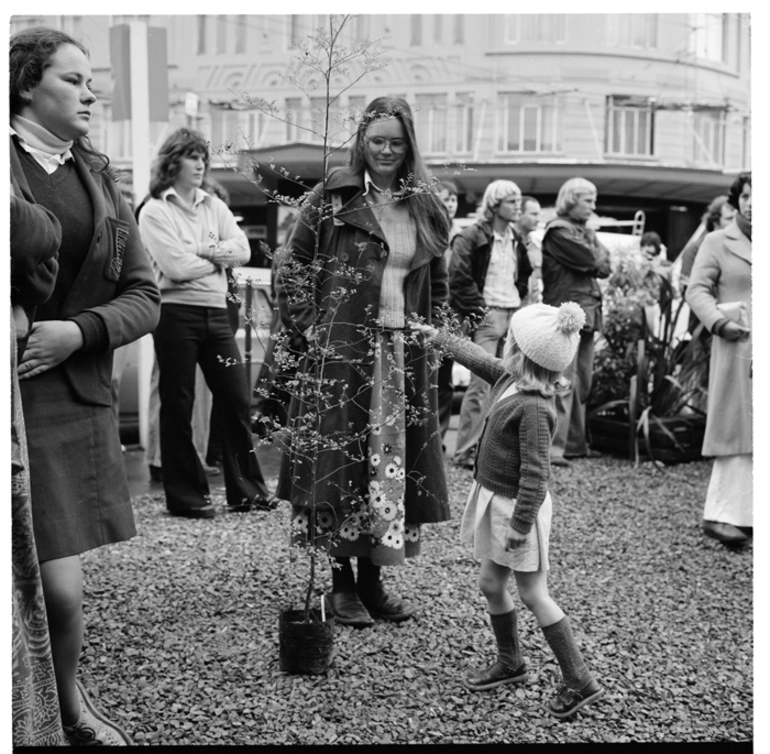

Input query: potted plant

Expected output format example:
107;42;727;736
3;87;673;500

588;245;709;466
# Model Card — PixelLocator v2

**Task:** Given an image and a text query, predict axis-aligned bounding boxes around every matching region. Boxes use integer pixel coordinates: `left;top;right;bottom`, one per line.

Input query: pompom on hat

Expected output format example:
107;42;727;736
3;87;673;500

510;302;586;372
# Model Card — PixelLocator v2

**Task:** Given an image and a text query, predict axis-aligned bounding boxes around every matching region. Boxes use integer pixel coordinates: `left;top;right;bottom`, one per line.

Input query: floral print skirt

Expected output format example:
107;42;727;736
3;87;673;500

291;330;420;566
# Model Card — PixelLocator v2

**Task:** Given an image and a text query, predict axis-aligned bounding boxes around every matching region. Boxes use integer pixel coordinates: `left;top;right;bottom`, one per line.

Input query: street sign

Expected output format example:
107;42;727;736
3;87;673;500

185;92;199;119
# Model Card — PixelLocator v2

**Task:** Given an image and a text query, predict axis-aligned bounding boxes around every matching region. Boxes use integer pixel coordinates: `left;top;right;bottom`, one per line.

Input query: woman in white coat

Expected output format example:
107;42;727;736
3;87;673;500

686;173;752;546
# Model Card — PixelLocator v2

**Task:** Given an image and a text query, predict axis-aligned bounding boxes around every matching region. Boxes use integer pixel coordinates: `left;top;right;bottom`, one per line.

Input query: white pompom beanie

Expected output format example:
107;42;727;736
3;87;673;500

510;302;586;372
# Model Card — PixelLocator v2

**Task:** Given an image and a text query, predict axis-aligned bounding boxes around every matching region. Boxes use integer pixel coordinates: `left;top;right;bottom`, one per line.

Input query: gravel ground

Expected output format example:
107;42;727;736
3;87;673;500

79;455;752;745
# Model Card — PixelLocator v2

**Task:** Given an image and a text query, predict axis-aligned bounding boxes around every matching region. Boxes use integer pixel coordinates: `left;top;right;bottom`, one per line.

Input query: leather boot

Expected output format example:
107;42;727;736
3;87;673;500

541;616;604;719
465;609;528;691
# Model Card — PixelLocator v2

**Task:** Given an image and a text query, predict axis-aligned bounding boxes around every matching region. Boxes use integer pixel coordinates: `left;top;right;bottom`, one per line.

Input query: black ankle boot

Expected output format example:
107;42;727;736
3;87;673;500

356;557;416;622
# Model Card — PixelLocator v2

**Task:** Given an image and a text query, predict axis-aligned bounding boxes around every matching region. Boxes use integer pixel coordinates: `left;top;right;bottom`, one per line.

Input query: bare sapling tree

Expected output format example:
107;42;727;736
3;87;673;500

217;14;463;623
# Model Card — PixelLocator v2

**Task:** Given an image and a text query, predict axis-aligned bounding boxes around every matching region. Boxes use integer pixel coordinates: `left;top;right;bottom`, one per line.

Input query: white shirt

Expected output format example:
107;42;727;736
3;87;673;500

483;224;521;309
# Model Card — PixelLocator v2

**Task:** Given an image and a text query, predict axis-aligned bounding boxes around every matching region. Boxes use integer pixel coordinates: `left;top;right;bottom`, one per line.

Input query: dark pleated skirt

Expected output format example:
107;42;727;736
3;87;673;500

19;367;135;562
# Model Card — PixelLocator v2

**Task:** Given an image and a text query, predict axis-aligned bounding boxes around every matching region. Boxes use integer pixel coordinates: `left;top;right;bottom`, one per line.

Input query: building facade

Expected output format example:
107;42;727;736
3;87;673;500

12;13;751;260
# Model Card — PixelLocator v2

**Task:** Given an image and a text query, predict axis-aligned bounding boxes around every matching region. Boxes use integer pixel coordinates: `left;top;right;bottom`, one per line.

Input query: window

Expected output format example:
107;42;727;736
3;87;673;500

345;96;366;141
216;15;227;54
454;93;474;154
691;109;725;166
411;15;422;46
353;15;369;43
497;94;559;153
210;108;242;149
285;98;303;142
235;15;247;53
734;14;743;72
61;16;83;39
197;16;207;55
309;97;328;143
606;96;654;157
742;116;751;171
433;15;442;44
505;14;566;44
238;111;265;149
86;101;108;157
11;16;43;33
608;14;658;48
690;13;727;62
288;14;325;49
453;15;465;45
288;16;301;49
415;94;447;154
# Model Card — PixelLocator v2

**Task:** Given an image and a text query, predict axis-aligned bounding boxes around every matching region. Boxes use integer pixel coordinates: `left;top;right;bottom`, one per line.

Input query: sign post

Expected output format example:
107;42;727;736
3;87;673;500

111;21;168;451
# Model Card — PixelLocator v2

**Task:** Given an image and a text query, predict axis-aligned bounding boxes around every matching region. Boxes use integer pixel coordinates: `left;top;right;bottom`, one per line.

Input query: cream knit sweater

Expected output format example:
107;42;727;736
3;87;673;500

368;193;416;328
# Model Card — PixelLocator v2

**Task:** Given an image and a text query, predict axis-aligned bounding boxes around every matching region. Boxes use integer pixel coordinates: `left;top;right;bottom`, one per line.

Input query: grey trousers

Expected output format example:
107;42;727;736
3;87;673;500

551;330;595;459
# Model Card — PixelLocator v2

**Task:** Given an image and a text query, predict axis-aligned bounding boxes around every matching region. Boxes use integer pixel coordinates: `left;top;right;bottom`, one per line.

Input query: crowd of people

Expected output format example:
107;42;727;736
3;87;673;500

10;24;751;746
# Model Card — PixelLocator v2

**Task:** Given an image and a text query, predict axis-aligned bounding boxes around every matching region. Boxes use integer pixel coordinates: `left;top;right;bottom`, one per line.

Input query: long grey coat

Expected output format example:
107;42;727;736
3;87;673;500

686;221;752;456
275;167;450;524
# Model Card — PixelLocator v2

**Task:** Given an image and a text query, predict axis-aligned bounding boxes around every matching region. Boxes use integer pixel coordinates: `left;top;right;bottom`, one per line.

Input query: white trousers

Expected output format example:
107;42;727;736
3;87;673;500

703;454;753;527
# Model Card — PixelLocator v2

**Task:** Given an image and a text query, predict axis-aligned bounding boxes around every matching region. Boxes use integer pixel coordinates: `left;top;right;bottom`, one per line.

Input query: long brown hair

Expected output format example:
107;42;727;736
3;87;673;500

9;26;112;176
149;128;211;199
349;96;448;257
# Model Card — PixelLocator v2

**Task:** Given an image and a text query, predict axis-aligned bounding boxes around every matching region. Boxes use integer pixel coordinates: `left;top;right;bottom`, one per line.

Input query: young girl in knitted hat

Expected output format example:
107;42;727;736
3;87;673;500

416;302;604;719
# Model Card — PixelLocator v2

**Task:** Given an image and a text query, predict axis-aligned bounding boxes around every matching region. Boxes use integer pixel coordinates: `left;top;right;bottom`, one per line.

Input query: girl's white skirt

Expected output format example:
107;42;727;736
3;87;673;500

460;480;552;572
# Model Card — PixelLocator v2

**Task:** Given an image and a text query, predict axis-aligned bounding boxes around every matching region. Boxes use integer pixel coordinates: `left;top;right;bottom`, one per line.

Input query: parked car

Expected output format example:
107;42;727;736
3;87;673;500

116;267;274;444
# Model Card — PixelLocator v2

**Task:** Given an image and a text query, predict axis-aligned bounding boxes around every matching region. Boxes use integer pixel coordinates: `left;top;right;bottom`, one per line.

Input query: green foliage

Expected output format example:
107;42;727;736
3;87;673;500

591;249;708;418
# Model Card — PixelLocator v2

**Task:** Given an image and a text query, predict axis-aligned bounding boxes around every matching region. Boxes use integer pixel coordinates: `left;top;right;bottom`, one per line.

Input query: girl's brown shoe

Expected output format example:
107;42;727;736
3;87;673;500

464;660;528;691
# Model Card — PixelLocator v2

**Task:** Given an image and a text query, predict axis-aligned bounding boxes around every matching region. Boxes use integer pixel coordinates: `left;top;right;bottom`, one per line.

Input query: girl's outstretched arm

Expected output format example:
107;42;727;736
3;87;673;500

412;324;505;386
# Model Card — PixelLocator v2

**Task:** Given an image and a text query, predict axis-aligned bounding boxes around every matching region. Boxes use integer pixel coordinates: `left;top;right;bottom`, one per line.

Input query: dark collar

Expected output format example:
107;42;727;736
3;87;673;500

324;166;365;193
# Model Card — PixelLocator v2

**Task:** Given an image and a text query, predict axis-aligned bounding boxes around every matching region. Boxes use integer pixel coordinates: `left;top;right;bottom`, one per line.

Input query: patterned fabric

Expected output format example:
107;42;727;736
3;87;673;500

11;312;65;747
291;330;420;564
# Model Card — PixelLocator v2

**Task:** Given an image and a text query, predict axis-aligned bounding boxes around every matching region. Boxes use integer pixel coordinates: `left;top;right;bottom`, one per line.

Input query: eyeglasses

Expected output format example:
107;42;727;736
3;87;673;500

365;136;408;154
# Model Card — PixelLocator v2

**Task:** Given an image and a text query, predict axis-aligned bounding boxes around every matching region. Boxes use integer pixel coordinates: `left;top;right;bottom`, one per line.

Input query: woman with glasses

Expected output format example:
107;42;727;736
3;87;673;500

276;96;450;627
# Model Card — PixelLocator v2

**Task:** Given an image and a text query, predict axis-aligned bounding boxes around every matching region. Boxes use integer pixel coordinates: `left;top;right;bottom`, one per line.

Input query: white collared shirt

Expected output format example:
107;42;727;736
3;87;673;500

161;185;211;210
483;224;521;309
363;170;377;197
363;170;404;203
10;127;73;175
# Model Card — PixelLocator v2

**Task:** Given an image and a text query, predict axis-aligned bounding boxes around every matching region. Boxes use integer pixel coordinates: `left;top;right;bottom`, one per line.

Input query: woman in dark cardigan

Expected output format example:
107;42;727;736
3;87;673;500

10;27;160;745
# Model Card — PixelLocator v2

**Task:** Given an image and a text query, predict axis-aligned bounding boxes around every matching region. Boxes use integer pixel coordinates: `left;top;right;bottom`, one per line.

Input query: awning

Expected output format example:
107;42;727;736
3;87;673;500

214;143;742;207
209;166;268;206
431;161;743;205
212;142;349;206
242;142;348;178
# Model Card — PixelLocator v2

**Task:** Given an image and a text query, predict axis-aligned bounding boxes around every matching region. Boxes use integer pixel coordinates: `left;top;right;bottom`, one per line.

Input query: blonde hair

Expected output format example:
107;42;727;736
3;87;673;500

555;177;597;217
502;330;570;397
481;179;520;222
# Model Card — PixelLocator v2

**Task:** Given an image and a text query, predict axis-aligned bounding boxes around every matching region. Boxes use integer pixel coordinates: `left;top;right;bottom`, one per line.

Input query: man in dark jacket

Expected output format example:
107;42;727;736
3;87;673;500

448;179;532;468
541;177;611;467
